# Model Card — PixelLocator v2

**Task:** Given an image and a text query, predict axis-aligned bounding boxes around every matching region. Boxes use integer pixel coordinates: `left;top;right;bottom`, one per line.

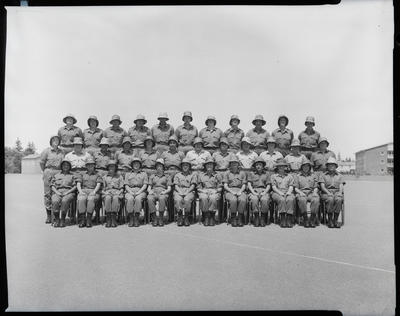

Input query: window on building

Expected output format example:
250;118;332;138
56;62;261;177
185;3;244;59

380;159;385;164
387;158;393;163
381;169;384;172
380;151;385;155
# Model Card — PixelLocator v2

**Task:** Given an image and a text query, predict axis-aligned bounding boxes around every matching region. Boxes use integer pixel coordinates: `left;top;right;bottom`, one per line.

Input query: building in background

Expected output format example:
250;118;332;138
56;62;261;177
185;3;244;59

355;143;393;175
21;154;41;174
337;160;355;174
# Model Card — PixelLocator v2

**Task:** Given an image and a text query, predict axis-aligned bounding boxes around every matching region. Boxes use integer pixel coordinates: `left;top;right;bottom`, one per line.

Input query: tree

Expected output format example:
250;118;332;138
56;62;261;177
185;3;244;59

24;142;36;155
15;138;23;152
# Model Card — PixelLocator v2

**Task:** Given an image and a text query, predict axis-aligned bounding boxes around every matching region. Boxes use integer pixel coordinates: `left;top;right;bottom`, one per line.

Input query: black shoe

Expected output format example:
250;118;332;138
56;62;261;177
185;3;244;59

204;213;210;226
177;211;183;226
260;213;267;227
333;213;340;228
231;214;237;227
237;214;244;227
78;214;85;228
105;214;111;227
254;213;260;227
327;213;334;228
111;213;117;227
303;214;310;228
45;209;52;224
287;214;294;228
70;217;76;226
280;213;286;228
184;215;190;226
60;213;66;228
86;214;93;228
309;214;316;228
151;214;158;227
133;213;140;227
209;212;216;226
53;212;60;227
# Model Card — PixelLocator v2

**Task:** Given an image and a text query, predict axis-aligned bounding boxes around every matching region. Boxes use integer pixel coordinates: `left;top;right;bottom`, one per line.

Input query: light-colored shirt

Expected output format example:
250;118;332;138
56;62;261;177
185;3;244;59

185;150;212;170
93;149;113;169
128;126;151;147
50;172;77;189
102;173;124;191
161;150;185;168
124;171;148;188
319;171;345;190
259;150;284;171
248;171;271;188
83;128;103;148
76;171;102;189
223;170;247;188
272;128;294;151
197;172;223;190
298;129;320;149
284;153;307;172
310;150;336;171
103;127;127;147
236;150;258;169
148;173;172;189
151;124;174;144
173;172;197;188
115;150;135;170
295;172;319;194
224;128;244;151
246;128;270;148
64;151;93;169
40;147;64;169
138;149;160;169
58;126;83;147
212;151;232;170
271;173;295;194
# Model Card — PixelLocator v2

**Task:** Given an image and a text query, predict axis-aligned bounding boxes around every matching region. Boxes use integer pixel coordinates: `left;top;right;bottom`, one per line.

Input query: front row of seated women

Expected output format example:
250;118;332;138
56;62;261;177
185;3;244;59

49;155;345;229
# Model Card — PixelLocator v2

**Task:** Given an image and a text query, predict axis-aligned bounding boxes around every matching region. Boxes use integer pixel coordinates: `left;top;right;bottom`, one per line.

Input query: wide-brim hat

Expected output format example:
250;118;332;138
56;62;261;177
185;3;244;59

300;159;312;169
107;160;118;168
274;159;288;169
158;113;169;121
205;115;217;125
73;137;84;145
240;137;252;147
203;157;216;168
181;158;192;168
168;135;179;145
228;156;240;165
131;157;142;167
122;137;132;146
60;159;72;169
85;158;96;166
266;136;277;145
193;137;203;146
155;158;165;168
252;115;266;126
49;135;61;146
277;115;289;126
252;157;266;168
305;116;315;126
109;115;122;124
144;136;155;147
229;115;240;125
63;114;77;125
134;114;147;125
87;115;99;127
182;111;193;121
318;137;330;146
326;157;338;168
219;137;229;147
99;138;110;146
290;139;301;148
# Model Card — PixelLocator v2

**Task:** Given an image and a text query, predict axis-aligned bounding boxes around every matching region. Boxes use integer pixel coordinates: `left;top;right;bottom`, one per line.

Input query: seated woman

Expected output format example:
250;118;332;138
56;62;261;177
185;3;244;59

115;136;135;178
102;160;124;228
223;155;247;227
173;158;197;227
124;157;148;227
271;158;296;228
197;157;223;226
247;157;271;227
294;159;320;228
319;157;345;228
147;158;172;227
76;157;102;228
50;159;77;228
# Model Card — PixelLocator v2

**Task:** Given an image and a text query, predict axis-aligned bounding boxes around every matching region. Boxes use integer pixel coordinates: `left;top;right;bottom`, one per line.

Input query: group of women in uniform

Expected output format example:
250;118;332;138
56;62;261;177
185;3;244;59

39;112;345;229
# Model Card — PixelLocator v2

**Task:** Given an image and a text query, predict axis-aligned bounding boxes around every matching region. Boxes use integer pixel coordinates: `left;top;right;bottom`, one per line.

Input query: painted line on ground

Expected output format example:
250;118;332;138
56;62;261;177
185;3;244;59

159;229;395;274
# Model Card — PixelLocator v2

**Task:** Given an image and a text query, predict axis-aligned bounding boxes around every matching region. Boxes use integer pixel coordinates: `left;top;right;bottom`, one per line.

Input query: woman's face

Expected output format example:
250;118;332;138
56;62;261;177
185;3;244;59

145;140;153;150
169;142;177;151
87;164;95;173
182;164;190;173
305;122;314;129
279;118;287;128
111;120;120;128
319;142;328;151
205;163;214;172
183;117;191;124
74;144;83;153
132;161;141;170
242;142;250;151
136;120;145;128
108;165;116;173
159;118;167;125
291;146;300;155
301;164;311;173
194;143;203;151
89;119;97;128
100;145;109;151
231;119;239;128
220;143;228;152
51;137;60;148
255;162;264;172
156;164;164;172
65;117;74;125
207;120;215;128
278;165;285;173
327;164;336;172
267;143;275;151
230;162;239;172
123;142;131;151
61;162;70;172
254;120;262;128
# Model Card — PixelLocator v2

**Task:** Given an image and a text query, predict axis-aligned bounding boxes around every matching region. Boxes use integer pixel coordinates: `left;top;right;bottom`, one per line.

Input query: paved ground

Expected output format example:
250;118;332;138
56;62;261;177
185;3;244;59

5;174;395;314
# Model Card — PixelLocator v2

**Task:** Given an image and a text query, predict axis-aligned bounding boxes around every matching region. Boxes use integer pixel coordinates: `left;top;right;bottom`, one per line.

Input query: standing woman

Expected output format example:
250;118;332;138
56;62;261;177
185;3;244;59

102;160;124;228
115;136;135;178
223;115;244;154
151;112;175;154
236;136;258;178
199;115;223;155
50;159;77;228
103;115;128;155
272;115;294;157
58;114;83;154
161;135;185;179
94;138;113;178
185;137;212;176
298;116;320;159
124;157;148;227
39;135;65;224
83;115;103;156
175;111;198;154
310;137;336;179
128;114;151;154
138;136;160;177
259;136;284;172
212;137;232;175
147;158;172;227
246;115;269;155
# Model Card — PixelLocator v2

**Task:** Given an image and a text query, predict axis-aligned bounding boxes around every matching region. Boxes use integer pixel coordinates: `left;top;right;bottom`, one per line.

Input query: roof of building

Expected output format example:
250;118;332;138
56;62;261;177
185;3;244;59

22;154;41;160
355;142;393;155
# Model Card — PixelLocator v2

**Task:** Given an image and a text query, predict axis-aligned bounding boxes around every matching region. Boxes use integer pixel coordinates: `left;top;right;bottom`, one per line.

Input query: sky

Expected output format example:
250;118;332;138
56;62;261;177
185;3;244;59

5;0;393;159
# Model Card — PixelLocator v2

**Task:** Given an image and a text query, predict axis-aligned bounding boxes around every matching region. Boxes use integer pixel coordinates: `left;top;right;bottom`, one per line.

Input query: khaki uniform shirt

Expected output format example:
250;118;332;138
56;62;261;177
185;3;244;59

197;172;223;190
102;173;124;191
199;127;223;148
161;150;185;168
115;150;135;170
58;125;83;147
248;171;270;188
148;173;172;189
319;171;345;190
51;171;77;189
173;172;197;188
124;171;148;188
40;147;64;169
128;126;151;147
246;128;270;148
310;150;336;171
284;153;307;172
138;149;160;169
298;129;320;149
271;173;295;194
272;128;294;151
76;171;102;189
224;128;244;151
175;124;198;146
83;128;103;148
223;170;247;188
103;126;127;147
295;172;319;194
212;151;232;170
93;149;113;169
151;124;175;144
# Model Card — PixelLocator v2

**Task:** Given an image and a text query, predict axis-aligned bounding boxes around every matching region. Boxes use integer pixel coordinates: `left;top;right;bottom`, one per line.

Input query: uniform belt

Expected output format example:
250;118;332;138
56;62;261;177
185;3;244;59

96;167;108;170
72;168;86;171
61;144;74;147
157;142;168;145
142;166;155;169
216;168;227;171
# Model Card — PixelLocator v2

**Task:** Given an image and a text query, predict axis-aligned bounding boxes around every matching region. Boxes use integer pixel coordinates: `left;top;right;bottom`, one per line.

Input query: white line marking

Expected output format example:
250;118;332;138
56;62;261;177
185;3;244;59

160;229;395;274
